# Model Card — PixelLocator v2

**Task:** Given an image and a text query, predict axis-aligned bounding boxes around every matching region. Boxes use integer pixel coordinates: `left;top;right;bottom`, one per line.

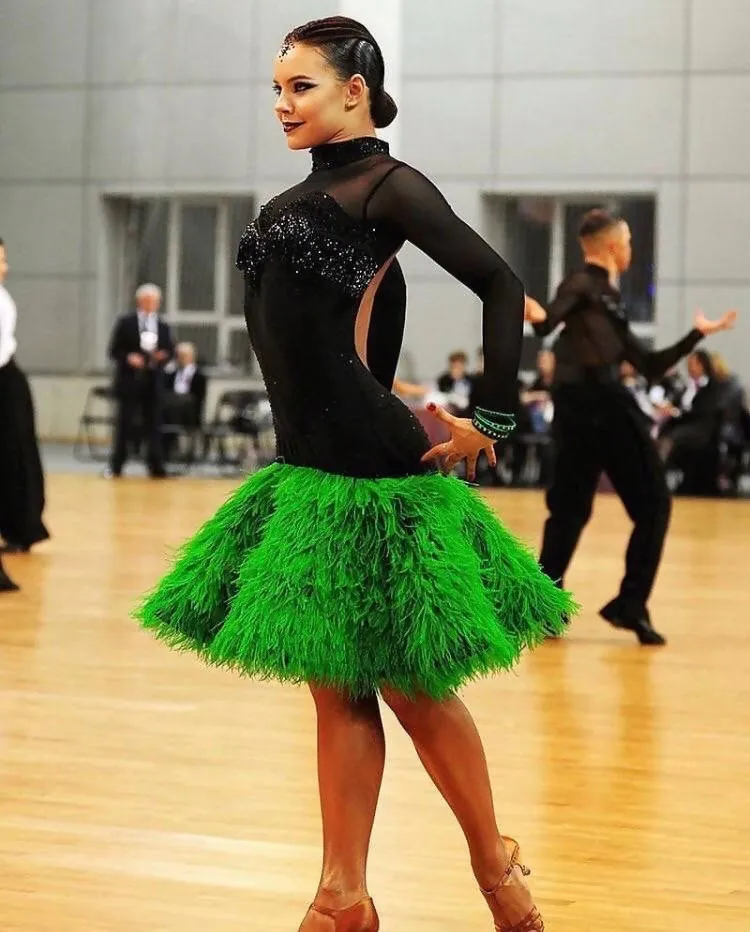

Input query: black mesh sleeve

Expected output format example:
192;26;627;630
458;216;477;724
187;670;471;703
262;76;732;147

365;164;525;412
531;274;587;337
622;327;704;382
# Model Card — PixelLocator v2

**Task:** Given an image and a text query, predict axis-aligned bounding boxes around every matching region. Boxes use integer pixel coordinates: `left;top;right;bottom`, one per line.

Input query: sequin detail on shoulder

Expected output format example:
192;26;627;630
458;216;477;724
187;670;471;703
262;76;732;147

236;192;380;298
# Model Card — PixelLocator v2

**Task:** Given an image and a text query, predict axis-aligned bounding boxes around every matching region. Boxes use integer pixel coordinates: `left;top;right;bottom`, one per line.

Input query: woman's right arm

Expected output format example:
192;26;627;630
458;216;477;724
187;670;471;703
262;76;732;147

366;164;524;421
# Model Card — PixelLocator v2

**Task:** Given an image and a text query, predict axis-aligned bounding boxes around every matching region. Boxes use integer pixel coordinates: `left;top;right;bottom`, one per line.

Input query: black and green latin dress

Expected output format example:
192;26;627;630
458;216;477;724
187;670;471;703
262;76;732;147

136;137;574;698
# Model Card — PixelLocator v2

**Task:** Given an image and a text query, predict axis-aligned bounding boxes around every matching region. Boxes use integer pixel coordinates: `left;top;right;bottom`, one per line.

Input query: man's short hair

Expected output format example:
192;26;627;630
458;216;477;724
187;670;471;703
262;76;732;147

578;208;623;240
135;282;163;301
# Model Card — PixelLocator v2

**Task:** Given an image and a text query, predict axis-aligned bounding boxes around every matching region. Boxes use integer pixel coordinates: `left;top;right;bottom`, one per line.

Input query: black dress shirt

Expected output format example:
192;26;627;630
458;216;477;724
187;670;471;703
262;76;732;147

534;264;703;385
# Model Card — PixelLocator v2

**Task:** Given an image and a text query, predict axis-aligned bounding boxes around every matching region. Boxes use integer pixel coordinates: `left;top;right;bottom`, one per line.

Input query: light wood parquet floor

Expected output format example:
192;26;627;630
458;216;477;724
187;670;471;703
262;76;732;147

1;474;748;931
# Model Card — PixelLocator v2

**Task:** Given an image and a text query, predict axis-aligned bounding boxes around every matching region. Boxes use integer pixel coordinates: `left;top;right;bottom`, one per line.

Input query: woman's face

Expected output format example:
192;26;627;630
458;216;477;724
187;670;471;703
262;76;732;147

273;43;363;150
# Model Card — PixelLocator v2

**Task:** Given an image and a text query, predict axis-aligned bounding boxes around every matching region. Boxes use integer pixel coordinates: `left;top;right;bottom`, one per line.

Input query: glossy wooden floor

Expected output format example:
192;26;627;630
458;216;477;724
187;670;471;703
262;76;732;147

1;475;749;931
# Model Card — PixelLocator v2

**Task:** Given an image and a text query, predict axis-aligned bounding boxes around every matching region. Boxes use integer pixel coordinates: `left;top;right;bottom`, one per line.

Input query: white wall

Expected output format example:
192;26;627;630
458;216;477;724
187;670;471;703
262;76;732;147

1;1;748;436
397;0;750;380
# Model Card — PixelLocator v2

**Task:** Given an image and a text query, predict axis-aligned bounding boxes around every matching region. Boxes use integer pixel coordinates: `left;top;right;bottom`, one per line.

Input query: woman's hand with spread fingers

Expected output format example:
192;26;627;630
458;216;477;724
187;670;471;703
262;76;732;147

421;402;498;482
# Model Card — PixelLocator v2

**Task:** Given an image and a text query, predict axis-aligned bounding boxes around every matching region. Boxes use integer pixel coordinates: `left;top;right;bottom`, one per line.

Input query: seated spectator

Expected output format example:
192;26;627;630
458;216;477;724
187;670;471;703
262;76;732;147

711;353;749;492
436;350;473;416
711;353;746;440
658;351;723;483
521;349;555;434
164;342;206;422
649;365;686;410
620;361;679;434
162;342;207;460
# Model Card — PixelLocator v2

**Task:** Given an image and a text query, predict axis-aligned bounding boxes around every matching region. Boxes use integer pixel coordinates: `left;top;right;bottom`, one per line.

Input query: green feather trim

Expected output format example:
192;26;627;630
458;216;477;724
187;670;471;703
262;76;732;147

135;463;576;699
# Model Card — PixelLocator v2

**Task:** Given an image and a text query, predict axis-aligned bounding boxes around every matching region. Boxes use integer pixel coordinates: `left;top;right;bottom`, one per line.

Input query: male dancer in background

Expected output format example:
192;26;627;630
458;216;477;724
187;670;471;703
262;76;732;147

525;209;736;645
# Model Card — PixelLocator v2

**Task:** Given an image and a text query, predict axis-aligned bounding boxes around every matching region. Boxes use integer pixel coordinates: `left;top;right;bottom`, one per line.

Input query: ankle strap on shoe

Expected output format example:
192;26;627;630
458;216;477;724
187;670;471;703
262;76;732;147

311;896;371;918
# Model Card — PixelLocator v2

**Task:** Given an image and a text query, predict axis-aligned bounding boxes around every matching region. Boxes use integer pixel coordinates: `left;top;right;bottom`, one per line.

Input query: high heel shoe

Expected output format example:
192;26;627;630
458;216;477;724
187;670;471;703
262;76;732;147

301;896;379;932
480;836;544;931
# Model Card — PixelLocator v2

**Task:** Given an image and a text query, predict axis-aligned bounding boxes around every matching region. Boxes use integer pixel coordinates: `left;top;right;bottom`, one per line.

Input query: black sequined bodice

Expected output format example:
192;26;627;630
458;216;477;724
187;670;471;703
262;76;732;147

238;190;380;300
236;136;525;479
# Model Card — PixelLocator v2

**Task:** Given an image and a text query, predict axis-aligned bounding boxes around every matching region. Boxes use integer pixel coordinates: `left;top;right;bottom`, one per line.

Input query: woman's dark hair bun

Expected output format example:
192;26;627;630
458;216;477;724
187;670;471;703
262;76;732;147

285;16;398;127
371;87;398;128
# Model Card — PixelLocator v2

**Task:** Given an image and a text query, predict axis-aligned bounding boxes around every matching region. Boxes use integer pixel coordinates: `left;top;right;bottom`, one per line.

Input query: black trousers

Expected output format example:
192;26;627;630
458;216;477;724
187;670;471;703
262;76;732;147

0;359;49;548
110;374;165;475
539;383;671;620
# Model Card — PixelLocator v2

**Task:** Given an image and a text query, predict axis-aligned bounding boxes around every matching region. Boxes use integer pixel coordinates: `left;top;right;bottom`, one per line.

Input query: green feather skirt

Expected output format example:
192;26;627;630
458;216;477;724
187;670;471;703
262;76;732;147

135;463;575;698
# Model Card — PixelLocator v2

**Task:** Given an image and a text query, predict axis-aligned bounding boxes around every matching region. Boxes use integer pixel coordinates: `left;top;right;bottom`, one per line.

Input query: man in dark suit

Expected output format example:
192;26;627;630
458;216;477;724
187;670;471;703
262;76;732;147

107;283;174;478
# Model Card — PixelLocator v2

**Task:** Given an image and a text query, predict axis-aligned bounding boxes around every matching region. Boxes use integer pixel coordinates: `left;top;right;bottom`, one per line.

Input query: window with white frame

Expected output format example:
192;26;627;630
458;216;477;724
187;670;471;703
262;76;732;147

118;196;254;371
483;194;657;368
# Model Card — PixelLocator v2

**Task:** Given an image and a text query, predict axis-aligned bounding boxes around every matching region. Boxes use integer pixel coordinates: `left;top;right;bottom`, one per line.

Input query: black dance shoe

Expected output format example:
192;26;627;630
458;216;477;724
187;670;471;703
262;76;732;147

0;542;30;554
600;603;666;646
0;568;19;592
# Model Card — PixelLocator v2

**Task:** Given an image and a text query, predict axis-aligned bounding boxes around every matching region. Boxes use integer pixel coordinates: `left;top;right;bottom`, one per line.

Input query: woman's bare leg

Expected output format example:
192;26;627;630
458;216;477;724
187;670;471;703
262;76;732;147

302;685;385;923
380;688;505;888
380;689;542;927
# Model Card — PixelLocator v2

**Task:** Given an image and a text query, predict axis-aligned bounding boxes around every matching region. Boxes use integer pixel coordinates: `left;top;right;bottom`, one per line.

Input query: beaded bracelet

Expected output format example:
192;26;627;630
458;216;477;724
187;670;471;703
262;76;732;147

472;407;517;441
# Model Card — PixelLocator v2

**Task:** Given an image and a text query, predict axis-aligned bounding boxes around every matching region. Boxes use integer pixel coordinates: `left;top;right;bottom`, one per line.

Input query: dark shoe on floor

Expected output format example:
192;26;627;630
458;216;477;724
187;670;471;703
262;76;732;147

0;568;19;591
600;602;667;646
0;542;31;554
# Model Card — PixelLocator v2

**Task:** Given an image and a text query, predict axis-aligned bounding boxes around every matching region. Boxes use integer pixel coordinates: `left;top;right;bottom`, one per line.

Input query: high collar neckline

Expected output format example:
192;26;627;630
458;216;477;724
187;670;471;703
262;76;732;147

310;136;389;173
584;262;611;279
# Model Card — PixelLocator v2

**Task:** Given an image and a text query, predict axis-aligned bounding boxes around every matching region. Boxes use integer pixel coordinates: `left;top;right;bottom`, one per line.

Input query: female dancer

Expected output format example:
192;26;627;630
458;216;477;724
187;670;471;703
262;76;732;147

138;17;573;931
0;237;50;555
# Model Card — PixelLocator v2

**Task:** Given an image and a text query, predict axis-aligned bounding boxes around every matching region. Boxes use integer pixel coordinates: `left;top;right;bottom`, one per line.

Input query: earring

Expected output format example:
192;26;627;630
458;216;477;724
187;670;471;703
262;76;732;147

345;100;355;111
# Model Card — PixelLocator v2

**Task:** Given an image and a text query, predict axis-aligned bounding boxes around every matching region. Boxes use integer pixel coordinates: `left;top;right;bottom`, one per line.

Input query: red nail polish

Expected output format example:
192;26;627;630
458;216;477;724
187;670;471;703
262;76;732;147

427;402;436;412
